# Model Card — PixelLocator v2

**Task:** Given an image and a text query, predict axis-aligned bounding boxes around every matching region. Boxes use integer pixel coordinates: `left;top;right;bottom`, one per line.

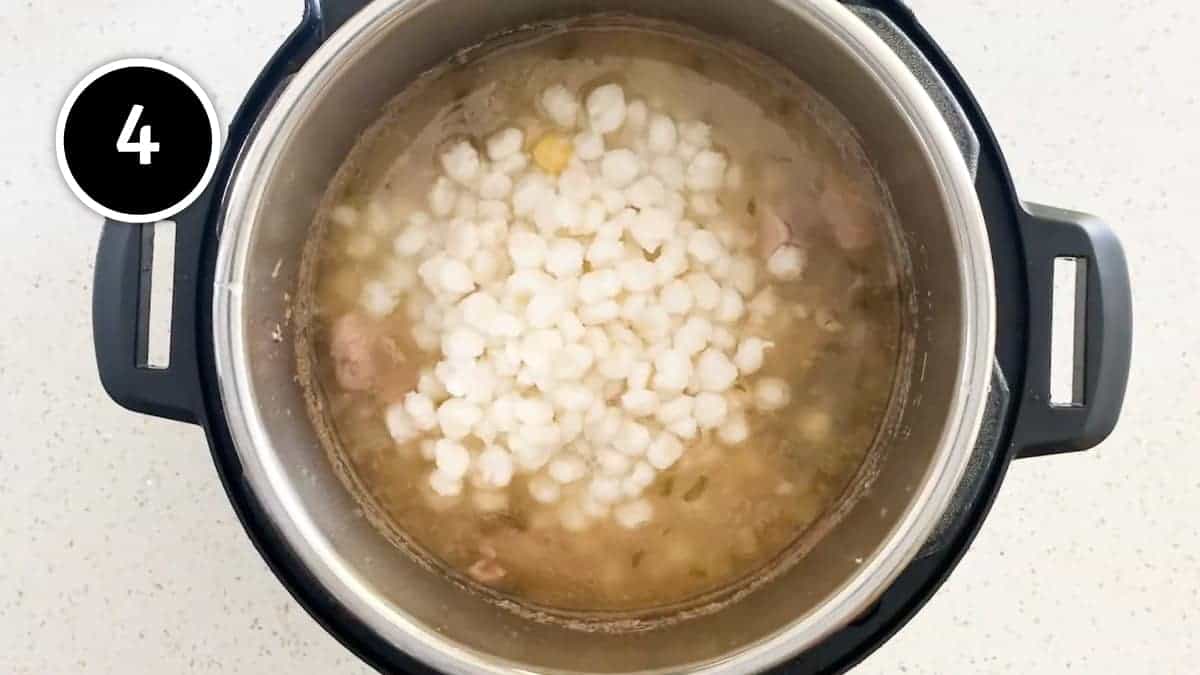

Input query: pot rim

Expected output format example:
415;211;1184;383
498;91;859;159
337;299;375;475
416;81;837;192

211;0;996;672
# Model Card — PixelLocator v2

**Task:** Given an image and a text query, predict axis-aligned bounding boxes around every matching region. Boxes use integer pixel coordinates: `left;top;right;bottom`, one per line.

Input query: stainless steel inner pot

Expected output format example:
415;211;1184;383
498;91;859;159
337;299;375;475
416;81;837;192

211;0;995;672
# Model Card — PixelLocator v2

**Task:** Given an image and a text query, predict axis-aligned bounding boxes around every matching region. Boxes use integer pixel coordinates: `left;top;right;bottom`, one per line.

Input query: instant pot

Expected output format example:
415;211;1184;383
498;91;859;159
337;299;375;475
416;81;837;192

92;0;1132;672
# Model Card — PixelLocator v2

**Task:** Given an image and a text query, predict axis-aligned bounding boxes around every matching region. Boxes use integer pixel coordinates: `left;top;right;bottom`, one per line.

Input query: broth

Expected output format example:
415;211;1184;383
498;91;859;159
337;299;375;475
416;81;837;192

298;23;902;618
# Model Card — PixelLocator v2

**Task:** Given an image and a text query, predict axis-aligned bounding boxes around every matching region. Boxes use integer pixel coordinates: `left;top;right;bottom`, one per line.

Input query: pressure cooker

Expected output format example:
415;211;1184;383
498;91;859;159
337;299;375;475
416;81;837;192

92;0;1132;672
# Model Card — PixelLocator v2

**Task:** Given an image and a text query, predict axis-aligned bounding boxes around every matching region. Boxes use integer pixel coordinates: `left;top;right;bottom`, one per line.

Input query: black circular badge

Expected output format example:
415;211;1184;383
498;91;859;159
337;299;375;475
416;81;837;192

56;59;219;223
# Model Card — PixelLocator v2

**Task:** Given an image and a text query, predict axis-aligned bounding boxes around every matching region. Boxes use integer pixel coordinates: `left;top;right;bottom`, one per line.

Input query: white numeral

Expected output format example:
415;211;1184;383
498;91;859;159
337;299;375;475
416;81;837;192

116;104;160;165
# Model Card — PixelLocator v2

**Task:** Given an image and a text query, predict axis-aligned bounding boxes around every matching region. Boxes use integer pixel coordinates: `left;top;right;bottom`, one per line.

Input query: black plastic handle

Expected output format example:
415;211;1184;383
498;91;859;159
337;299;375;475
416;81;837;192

93;196;212;424
1011;203;1132;458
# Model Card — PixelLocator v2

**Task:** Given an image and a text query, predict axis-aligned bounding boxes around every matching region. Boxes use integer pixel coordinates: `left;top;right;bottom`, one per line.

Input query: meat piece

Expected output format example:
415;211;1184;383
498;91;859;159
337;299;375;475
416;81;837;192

755;150;826;259
329;313;376;391
820;169;877;251
468;542;507;585
758;204;792;259
468;557;507;585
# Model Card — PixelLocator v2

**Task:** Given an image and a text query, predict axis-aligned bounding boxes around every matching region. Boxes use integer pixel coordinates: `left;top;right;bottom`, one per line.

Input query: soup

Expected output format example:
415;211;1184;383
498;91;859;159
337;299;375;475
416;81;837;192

297;22;902;619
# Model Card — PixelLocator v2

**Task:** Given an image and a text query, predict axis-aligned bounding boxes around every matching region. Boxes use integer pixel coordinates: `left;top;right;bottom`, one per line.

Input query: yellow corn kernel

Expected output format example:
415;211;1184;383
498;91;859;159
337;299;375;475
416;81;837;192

533;133;573;174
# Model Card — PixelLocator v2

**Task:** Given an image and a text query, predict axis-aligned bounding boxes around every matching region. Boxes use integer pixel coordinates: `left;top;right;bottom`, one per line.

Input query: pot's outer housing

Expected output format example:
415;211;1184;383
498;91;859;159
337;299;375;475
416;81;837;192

90;1;1131;673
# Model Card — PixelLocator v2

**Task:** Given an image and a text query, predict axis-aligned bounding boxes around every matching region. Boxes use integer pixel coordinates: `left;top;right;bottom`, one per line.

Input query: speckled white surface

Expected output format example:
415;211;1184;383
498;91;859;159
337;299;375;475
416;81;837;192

0;1;1196;673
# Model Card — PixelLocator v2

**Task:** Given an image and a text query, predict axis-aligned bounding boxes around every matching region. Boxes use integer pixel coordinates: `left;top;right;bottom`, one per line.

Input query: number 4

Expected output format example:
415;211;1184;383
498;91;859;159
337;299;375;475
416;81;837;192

117;104;160;165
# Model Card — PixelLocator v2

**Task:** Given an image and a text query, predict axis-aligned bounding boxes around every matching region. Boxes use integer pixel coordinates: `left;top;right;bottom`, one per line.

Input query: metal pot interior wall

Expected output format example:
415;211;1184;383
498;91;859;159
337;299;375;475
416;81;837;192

216;0;989;671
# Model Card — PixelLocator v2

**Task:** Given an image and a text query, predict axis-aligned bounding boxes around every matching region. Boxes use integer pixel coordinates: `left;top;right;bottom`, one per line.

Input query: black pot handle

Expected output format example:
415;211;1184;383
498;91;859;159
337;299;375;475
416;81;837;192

93;196;213;424
1011;203;1132;458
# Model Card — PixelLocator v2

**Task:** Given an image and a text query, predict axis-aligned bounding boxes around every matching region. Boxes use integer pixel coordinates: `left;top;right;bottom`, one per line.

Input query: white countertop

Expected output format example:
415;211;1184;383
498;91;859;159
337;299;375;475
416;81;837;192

1;1;1196;672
